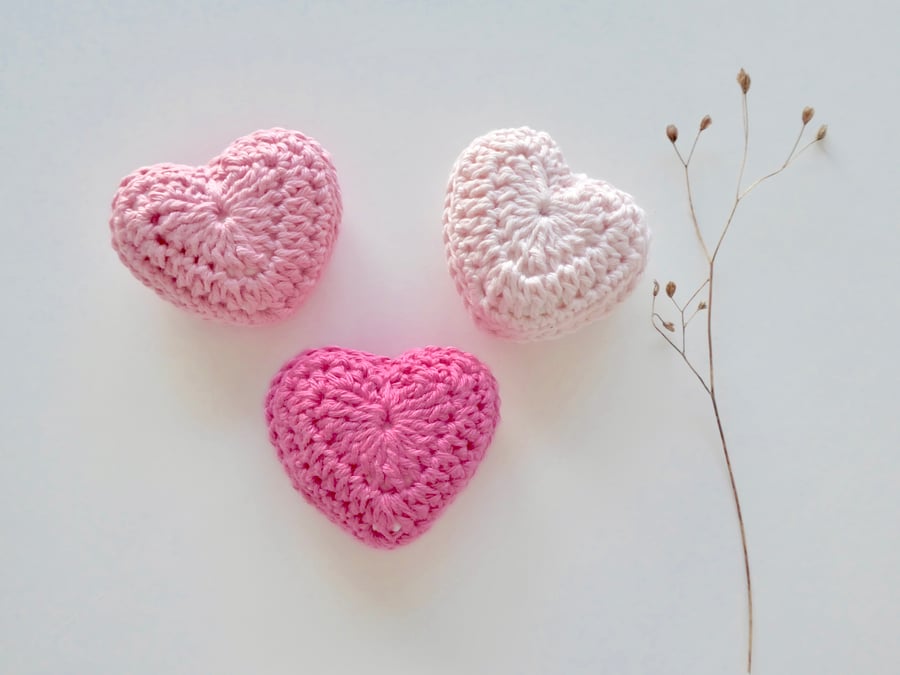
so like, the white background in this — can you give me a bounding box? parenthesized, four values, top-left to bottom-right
(2, 2, 898, 674)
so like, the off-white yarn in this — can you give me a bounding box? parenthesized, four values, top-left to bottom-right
(443, 127, 650, 341)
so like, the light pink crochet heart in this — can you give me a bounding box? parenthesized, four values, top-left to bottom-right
(110, 129, 341, 324)
(444, 127, 650, 341)
(265, 346, 501, 549)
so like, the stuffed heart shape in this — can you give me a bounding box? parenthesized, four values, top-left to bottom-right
(265, 346, 500, 549)
(110, 128, 341, 324)
(443, 127, 650, 341)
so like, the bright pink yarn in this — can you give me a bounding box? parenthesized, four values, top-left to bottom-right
(109, 129, 341, 324)
(265, 346, 501, 549)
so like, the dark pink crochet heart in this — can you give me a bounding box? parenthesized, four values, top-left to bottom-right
(265, 346, 501, 549)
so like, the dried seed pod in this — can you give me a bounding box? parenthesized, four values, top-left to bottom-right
(653, 280, 660, 297)
(666, 281, 677, 298)
(666, 124, 679, 143)
(802, 107, 815, 125)
(737, 68, 751, 94)
(816, 124, 828, 140)
(700, 115, 712, 131)
(663, 321, 676, 332)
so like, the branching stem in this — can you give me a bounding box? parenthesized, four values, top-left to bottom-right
(653, 82, 824, 673)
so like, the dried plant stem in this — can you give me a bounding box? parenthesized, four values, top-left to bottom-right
(654, 243, 754, 673)
(655, 78, 826, 673)
(715, 87, 754, 674)
(673, 133, 711, 261)
(706, 263, 753, 673)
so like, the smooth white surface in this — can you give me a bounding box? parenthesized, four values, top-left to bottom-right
(2, 2, 898, 674)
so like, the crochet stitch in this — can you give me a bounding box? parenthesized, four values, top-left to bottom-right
(110, 129, 341, 324)
(443, 127, 650, 341)
(265, 346, 501, 549)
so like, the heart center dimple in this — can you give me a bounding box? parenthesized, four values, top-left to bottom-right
(207, 183, 230, 220)
(537, 194, 553, 217)
(378, 405, 393, 430)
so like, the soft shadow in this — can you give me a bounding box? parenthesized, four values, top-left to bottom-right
(472, 308, 629, 426)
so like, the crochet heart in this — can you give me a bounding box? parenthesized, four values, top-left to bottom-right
(110, 129, 341, 324)
(265, 346, 500, 549)
(443, 127, 650, 341)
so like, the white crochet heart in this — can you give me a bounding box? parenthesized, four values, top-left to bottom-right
(443, 127, 650, 341)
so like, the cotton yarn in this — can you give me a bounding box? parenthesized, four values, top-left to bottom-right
(265, 346, 501, 549)
(110, 128, 341, 324)
(443, 127, 650, 341)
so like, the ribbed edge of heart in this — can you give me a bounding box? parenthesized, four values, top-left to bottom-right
(264, 346, 501, 549)
(443, 127, 650, 341)
(110, 128, 341, 325)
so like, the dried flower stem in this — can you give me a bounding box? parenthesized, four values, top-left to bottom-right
(672, 132, 710, 261)
(654, 71, 827, 673)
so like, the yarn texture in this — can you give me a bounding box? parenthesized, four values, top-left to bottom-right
(110, 128, 341, 324)
(443, 127, 650, 341)
(265, 346, 501, 549)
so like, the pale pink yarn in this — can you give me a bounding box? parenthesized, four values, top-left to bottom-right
(265, 346, 501, 549)
(444, 127, 650, 341)
(110, 129, 341, 324)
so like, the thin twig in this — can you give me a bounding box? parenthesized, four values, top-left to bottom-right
(783, 123, 806, 166)
(735, 91, 750, 200)
(685, 165, 711, 262)
(651, 310, 710, 393)
(737, 122, 807, 200)
(706, 263, 753, 673)
(711, 376, 754, 673)
(712, 84, 754, 673)
(673, 132, 712, 261)
(655, 72, 824, 673)
(686, 128, 702, 164)
(684, 278, 710, 309)
(685, 304, 705, 326)
(717, 135, 824, 260)
(714, 92, 751, 261)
